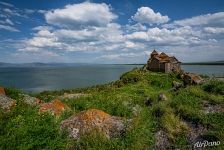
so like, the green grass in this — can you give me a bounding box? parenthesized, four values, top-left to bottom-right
(0, 68, 223, 149)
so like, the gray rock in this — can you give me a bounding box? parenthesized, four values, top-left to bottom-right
(23, 94, 42, 106)
(60, 109, 130, 139)
(0, 94, 16, 111)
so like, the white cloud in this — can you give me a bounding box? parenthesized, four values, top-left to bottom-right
(0, 24, 19, 32)
(13, 3, 224, 63)
(32, 26, 54, 31)
(45, 2, 117, 29)
(204, 27, 224, 34)
(132, 7, 169, 25)
(5, 18, 14, 25)
(126, 26, 206, 46)
(125, 23, 147, 32)
(126, 31, 149, 41)
(0, 1, 14, 7)
(167, 12, 224, 27)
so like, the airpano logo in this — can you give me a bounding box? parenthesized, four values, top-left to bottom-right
(194, 140, 220, 148)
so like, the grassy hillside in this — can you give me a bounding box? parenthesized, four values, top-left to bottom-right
(0, 68, 223, 149)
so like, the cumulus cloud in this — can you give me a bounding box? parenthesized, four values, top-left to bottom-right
(15, 2, 224, 63)
(204, 27, 224, 34)
(45, 2, 117, 29)
(124, 23, 147, 33)
(132, 7, 169, 25)
(126, 26, 204, 46)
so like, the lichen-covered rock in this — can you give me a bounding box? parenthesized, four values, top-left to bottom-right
(183, 73, 204, 85)
(0, 87, 6, 95)
(39, 99, 69, 116)
(60, 109, 130, 139)
(0, 94, 16, 111)
(23, 94, 43, 106)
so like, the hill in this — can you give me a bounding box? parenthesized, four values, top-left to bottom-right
(0, 68, 223, 149)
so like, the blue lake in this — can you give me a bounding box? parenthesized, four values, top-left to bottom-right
(0, 64, 223, 93)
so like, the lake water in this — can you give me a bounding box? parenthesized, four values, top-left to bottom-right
(0, 65, 141, 93)
(182, 65, 224, 77)
(0, 64, 223, 93)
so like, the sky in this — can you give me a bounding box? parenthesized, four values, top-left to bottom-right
(0, 0, 224, 63)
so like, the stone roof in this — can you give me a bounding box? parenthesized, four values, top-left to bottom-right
(150, 51, 181, 63)
(151, 50, 158, 55)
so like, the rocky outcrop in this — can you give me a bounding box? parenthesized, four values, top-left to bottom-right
(23, 94, 43, 106)
(60, 109, 130, 139)
(183, 73, 203, 85)
(39, 99, 69, 116)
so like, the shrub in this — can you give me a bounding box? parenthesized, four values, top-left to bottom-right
(202, 80, 224, 95)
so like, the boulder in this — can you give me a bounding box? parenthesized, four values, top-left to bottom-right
(60, 109, 130, 139)
(23, 94, 43, 106)
(39, 99, 69, 116)
(0, 94, 16, 111)
(0, 87, 6, 95)
(183, 73, 203, 85)
(158, 93, 168, 101)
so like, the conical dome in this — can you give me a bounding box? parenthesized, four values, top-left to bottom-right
(151, 50, 158, 58)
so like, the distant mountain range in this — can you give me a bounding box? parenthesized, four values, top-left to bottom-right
(182, 60, 224, 65)
(0, 61, 223, 67)
(0, 62, 89, 67)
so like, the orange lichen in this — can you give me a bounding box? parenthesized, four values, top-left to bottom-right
(77, 109, 110, 122)
(0, 87, 5, 95)
(60, 109, 127, 139)
(39, 99, 69, 116)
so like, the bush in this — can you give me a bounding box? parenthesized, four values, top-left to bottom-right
(202, 80, 224, 95)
